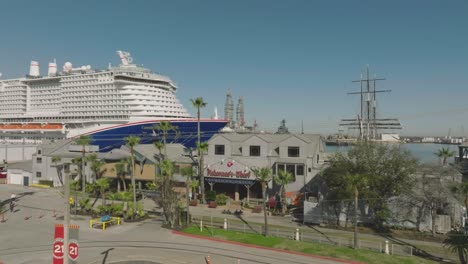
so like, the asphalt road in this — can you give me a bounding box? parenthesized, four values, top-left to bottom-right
(0, 185, 347, 264)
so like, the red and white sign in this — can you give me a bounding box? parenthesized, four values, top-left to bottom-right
(53, 224, 64, 264)
(227, 161, 233, 167)
(68, 240, 79, 261)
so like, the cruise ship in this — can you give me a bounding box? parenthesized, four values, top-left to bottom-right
(0, 51, 227, 151)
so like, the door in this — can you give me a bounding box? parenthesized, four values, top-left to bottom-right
(23, 176, 29, 187)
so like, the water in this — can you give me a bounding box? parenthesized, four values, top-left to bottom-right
(325, 143, 459, 164)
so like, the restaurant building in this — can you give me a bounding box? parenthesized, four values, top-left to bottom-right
(204, 133, 327, 201)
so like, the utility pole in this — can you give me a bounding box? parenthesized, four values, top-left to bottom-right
(64, 162, 70, 264)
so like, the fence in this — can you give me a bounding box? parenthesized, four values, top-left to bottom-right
(192, 216, 413, 257)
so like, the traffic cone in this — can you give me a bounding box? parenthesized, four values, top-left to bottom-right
(205, 255, 211, 264)
(0, 212, 5, 223)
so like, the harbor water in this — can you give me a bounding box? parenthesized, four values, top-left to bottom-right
(326, 143, 459, 164)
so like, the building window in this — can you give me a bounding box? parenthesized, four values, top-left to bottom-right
(249, 146, 261, 156)
(286, 164, 295, 175)
(37, 149, 42, 155)
(36, 157, 42, 164)
(288, 147, 300, 157)
(215, 145, 225, 155)
(36, 172, 42, 178)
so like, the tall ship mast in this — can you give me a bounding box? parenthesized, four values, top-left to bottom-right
(338, 66, 402, 142)
(0, 51, 227, 152)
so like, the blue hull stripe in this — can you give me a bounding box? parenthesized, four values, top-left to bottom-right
(87, 120, 227, 152)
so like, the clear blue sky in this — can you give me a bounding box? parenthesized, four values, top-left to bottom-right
(0, 0, 467, 136)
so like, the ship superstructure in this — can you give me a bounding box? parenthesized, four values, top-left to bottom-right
(0, 51, 227, 151)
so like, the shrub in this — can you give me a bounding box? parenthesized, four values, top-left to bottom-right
(205, 190, 216, 202)
(38, 180, 54, 187)
(215, 193, 228, 205)
(109, 203, 123, 216)
(79, 198, 90, 211)
(97, 205, 109, 215)
(126, 202, 135, 219)
(137, 202, 145, 217)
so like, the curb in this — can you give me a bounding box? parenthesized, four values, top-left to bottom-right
(172, 230, 366, 264)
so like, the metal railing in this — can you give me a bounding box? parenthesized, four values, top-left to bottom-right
(192, 216, 413, 257)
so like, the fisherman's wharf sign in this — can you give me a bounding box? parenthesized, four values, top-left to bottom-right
(207, 169, 251, 179)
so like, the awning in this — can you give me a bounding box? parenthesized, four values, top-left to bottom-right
(205, 177, 255, 185)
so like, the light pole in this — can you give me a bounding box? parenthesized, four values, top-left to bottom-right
(63, 162, 70, 264)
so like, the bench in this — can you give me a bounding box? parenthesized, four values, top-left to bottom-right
(89, 215, 121, 230)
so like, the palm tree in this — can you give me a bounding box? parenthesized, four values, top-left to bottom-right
(251, 167, 272, 236)
(95, 178, 110, 207)
(435, 147, 455, 166)
(444, 230, 468, 264)
(153, 140, 164, 160)
(191, 97, 207, 203)
(125, 135, 141, 219)
(87, 153, 106, 182)
(76, 135, 92, 193)
(190, 180, 199, 199)
(114, 159, 129, 192)
(52, 156, 64, 186)
(154, 121, 176, 156)
(273, 170, 294, 214)
(345, 173, 368, 249)
(197, 141, 209, 204)
(181, 166, 194, 225)
(153, 140, 164, 182)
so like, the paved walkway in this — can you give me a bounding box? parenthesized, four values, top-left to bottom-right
(0, 185, 355, 264)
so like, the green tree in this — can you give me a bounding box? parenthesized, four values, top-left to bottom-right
(252, 167, 272, 236)
(452, 182, 468, 216)
(52, 156, 64, 186)
(75, 135, 92, 193)
(157, 159, 179, 228)
(191, 97, 207, 202)
(197, 141, 209, 204)
(444, 230, 468, 264)
(324, 141, 417, 230)
(435, 147, 456, 166)
(273, 170, 294, 214)
(114, 159, 129, 192)
(181, 166, 194, 225)
(125, 135, 140, 219)
(153, 140, 164, 182)
(154, 121, 176, 156)
(87, 153, 106, 181)
(95, 178, 110, 207)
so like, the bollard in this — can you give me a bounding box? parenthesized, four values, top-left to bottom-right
(52, 209, 56, 217)
(237, 258, 240, 264)
(200, 219, 203, 232)
(205, 255, 211, 264)
(295, 228, 300, 241)
(224, 218, 228, 230)
(385, 240, 389, 255)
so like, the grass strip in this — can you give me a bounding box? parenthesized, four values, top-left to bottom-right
(182, 225, 437, 264)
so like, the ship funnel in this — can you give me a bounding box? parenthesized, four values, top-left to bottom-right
(48, 60, 57, 76)
(63, 62, 72, 73)
(29, 61, 40, 76)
